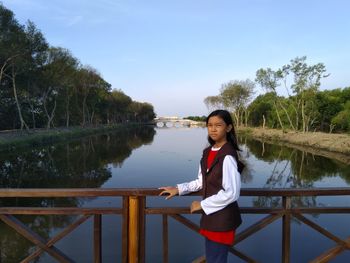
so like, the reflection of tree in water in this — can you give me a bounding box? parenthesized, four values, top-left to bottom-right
(0, 215, 73, 263)
(242, 137, 350, 209)
(237, 136, 253, 184)
(0, 125, 156, 262)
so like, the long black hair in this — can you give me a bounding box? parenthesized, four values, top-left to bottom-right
(206, 109, 245, 172)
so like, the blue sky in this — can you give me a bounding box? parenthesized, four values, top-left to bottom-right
(2, 0, 350, 117)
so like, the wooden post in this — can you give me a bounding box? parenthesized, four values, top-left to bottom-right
(282, 196, 291, 263)
(94, 214, 102, 263)
(122, 197, 129, 263)
(123, 196, 145, 263)
(138, 196, 146, 263)
(162, 215, 168, 263)
(128, 196, 139, 263)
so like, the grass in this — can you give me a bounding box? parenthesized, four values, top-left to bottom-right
(235, 126, 350, 164)
(0, 124, 145, 151)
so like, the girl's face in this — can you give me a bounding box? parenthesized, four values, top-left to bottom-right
(207, 116, 232, 145)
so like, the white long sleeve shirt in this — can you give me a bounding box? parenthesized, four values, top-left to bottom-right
(177, 153, 241, 215)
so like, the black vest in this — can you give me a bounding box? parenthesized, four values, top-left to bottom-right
(199, 143, 242, 231)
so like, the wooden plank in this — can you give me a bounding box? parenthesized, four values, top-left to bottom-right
(293, 213, 347, 246)
(309, 236, 350, 263)
(170, 214, 258, 262)
(146, 207, 192, 214)
(169, 214, 200, 233)
(0, 215, 75, 263)
(282, 197, 291, 263)
(291, 207, 350, 214)
(128, 196, 139, 263)
(138, 196, 146, 263)
(122, 197, 129, 263)
(229, 247, 257, 263)
(1, 187, 350, 198)
(94, 215, 102, 263)
(234, 213, 282, 244)
(240, 188, 350, 197)
(162, 215, 168, 263)
(0, 207, 122, 215)
(147, 207, 284, 215)
(0, 188, 162, 197)
(21, 215, 91, 263)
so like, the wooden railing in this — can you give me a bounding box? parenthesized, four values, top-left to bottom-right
(0, 188, 350, 262)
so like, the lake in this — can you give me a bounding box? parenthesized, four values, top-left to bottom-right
(0, 125, 349, 262)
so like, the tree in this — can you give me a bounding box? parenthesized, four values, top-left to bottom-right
(255, 68, 288, 130)
(315, 89, 343, 132)
(129, 101, 155, 122)
(204, 79, 255, 126)
(331, 101, 350, 132)
(288, 56, 328, 132)
(41, 47, 79, 128)
(0, 4, 155, 130)
(0, 4, 29, 130)
(219, 79, 255, 126)
(247, 92, 275, 127)
(107, 89, 132, 123)
(204, 95, 223, 111)
(256, 57, 329, 132)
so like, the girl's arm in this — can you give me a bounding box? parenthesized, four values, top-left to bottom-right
(200, 155, 241, 215)
(177, 165, 203, 195)
(159, 165, 203, 199)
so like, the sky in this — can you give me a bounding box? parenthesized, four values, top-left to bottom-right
(2, 0, 350, 117)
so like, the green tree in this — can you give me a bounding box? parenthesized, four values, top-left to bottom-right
(0, 4, 155, 130)
(203, 95, 223, 111)
(204, 79, 255, 126)
(255, 68, 291, 130)
(331, 101, 350, 131)
(288, 56, 328, 132)
(108, 89, 132, 123)
(247, 92, 275, 127)
(129, 101, 155, 122)
(256, 57, 329, 132)
(219, 79, 255, 126)
(315, 89, 343, 132)
(41, 47, 79, 128)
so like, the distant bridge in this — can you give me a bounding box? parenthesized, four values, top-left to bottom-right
(154, 117, 204, 128)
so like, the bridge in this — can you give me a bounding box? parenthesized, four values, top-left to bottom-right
(154, 116, 204, 127)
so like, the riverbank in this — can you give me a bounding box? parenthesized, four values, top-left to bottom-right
(0, 124, 145, 151)
(237, 127, 350, 164)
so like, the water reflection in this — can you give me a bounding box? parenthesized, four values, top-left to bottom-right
(0, 125, 155, 262)
(239, 136, 350, 212)
(241, 136, 350, 188)
(0, 126, 155, 189)
(0, 127, 349, 262)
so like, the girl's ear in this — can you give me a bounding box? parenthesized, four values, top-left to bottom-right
(226, 124, 233, 132)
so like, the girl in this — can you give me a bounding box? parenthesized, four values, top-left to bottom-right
(159, 109, 244, 263)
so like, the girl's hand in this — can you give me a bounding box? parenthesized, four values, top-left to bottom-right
(190, 201, 202, 213)
(158, 186, 179, 200)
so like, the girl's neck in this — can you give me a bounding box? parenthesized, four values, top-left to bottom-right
(213, 140, 227, 148)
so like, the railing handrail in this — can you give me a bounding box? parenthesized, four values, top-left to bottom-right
(1, 187, 350, 262)
(1, 187, 350, 197)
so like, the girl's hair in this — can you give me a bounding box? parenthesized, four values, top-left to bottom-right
(206, 109, 245, 172)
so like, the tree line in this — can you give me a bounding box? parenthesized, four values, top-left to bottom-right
(205, 56, 350, 133)
(0, 4, 155, 131)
